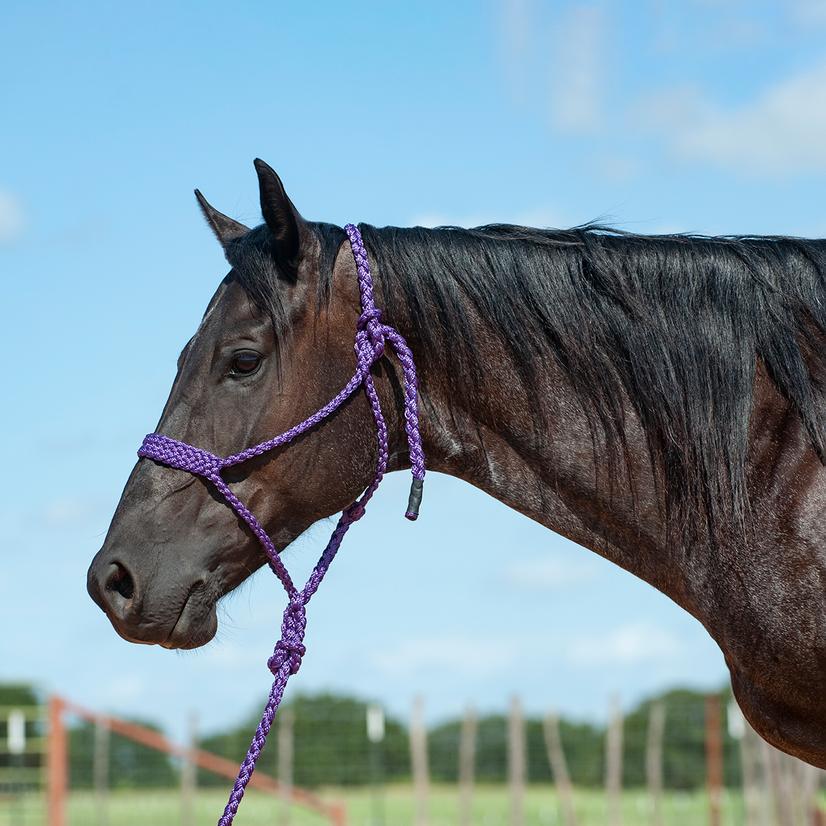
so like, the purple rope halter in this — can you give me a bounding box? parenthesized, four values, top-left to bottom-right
(137, 224, 425, 825)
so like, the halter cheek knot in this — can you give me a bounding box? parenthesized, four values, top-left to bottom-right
(356, 308, 386, 357)
(357, 306, 383, 329)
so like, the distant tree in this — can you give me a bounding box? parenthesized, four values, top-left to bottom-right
(195, 684, 742, 790)
(0, 684, 39, 707)
(0, 683, 43, 785)
(622, 687, 739, 790)
(429, 714, 604, 785)
(68, 719, 177, 789)
(199, 693, 409, 788)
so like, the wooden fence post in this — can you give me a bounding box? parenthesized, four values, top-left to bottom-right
(278, 707, 295, 826)
(47, 696, 67, 826)
(705, 695, 723, 826)
(767, 745, 795, 826)
(734, 707, 762, 826)
(801, 762, 823, 826)
(542, 710, 578, 826)
(606, 695, 623, 826)
(410, 695, 429, 826)
(458, 705, 477, 826)
(508, 696, 526, 826)
(94, 715, 110, 826)
(181, 712, 198, 826)
(645, 702, 665, 826)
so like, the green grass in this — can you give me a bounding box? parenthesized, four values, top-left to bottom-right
(0, 784, 775, 826)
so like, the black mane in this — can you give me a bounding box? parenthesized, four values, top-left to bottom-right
(232, 220, 826, 541)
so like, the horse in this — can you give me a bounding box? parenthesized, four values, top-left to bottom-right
(88, 158, 826, 768)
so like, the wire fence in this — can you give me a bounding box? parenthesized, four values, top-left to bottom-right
(1, 688, 824, 826)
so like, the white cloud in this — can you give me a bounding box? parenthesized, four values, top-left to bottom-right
(549, 5, 605, 133)
(503, 556, 598, 591)
(791, 0, 826, 26)
(371, 634, 521, 677)
(566, 622, 681, 667)
(0, 190, 25, 245)
(642, 61, 826, 175)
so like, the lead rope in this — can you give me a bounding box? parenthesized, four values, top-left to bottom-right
(136, 224, 425, 825)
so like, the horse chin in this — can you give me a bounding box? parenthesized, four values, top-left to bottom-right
(158, 590, 219, 650)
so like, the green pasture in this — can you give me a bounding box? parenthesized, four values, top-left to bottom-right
(0, 784, 767, 826)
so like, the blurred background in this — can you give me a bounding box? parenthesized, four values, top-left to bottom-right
(3, 1, 826, 823)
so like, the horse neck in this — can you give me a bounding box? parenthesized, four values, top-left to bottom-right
(368, 239, 698, 612)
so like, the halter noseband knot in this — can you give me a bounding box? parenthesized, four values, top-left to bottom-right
(138, 433, 223, 478)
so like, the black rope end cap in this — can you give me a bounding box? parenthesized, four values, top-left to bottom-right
(405, 477, 424, 521)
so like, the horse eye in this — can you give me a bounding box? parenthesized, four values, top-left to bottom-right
(230, 351, 263, 376)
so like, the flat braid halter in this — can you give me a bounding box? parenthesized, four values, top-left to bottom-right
(137, 224, 425, 825)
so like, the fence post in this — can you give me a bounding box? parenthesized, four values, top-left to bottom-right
(458, 704, 477, 826)
(542, 710, 578, 826)
(410, 695, 429, 826)
(508, 696, 526, 826)
(278, 707, 295, 826)
(181, 712, 198, 826)
(47, 696, 67, 826)
(645, 702, 665, 826)
(94, 715, 110, 826)
(705, 695, 723, 826)
(606, 695, 623, 826)
(801, 762, 823, 826)
(330, 802, 348, 826)
(367, 703, 386, 826)
(732, 704, 764, 826)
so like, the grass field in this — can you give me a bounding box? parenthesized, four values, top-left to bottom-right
(0, 784, 767, 826)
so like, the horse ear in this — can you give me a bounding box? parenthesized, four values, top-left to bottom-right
(194, 190, 249, 246)
(253, 159, 302, 264)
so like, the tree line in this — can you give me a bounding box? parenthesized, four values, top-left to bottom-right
(0, 683, 740, 791)
(197, 687, 740, 790)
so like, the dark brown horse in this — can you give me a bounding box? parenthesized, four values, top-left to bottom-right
(88, 159, 826, 767)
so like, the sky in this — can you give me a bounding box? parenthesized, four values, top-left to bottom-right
(4, 0, 826, 744)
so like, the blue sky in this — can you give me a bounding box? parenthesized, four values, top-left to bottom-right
(4, 0, 826, 742)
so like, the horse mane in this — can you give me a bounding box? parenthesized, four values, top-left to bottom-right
(229, 220, 826, 543)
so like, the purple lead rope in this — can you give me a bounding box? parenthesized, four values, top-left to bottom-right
(137, 224, 425, 825)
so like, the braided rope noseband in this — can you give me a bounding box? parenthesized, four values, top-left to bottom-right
(137, 224, 425, 825)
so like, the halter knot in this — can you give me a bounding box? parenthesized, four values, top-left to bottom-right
(268, 598, 307, 676)
(138, 434, 223, 478)
(343, 500, 366, 522)
(356, 308, 386, 356)
(357, 307, 383, 329)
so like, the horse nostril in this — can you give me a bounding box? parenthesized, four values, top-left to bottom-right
(105, 562, 135, 601)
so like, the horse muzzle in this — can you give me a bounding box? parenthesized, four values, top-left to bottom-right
(87, 551, 218, 650)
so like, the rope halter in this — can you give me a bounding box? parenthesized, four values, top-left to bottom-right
(137, 224, 425, 826)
